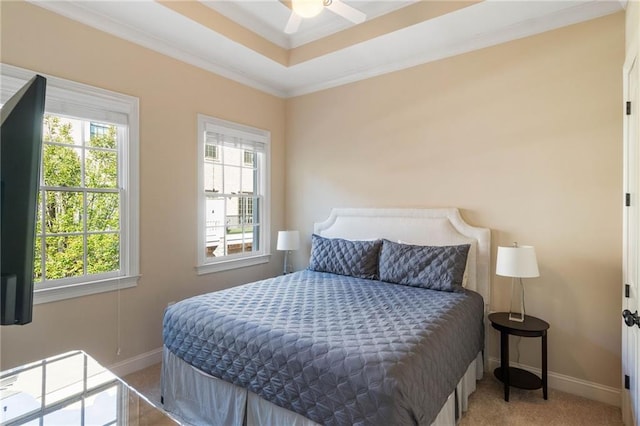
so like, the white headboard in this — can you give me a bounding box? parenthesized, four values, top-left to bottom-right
(314, 208, 491, 310)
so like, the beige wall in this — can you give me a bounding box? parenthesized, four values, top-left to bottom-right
(285, 13, 624, 389)
(627, 1, 638, 54)
(0, 1, 286, 369)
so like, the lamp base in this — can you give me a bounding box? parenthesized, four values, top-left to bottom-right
(508, 277, 526, 322)
(508, 311, 525, 322)
(283, 250, 290, 275)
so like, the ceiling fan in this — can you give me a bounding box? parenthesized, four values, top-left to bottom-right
(284, 0, 367, 34)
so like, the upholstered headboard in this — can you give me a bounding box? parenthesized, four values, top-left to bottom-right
(313, 208, 491, 311)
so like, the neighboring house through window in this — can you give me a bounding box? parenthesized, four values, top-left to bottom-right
(238, 194, 253, 225)
(197, 114, 270, 274)
(0, 64, 140, 304)
(205, 143, 218, 161)
(89, 122, 109, 139)
(243, 150, 254, 166)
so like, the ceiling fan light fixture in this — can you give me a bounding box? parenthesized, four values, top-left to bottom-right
(292, 0, 324, 18)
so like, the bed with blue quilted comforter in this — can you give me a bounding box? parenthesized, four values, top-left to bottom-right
(163, 269, 484, 425)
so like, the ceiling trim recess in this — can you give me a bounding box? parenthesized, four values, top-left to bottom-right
(27, 0, 623, 99)
(160, 0, 288, 66)
(28, 0, 290, 96)
(280, 0, 623, 97)
(288, 2, 416, 48)
(287, 1, 481, 67)
(201, 0, 291, 49)
(201, 0, 419, 49)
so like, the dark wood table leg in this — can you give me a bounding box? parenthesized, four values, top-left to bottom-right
(542, 331, 548, 400)
(501, 330, 510, 401)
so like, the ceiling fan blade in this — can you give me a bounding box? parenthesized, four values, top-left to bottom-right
(326, 0, 366, 24)
(284, 11, 302, 34)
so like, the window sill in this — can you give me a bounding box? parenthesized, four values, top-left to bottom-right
(34, 275, 140, 305)
(196, 254, 271, 275)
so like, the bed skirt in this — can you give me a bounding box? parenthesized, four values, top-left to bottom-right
(161, 346, 483, 426)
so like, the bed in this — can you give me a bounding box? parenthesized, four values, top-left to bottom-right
(161, 208, 490, 425)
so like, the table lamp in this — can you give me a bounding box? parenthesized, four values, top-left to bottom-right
(277, 230, 299, 275)
(496, 243, 539, 322)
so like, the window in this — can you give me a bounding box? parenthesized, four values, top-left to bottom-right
(35, 117, 120, 282)
(197, 114, 270, 273)
(1, 64, 139, 304)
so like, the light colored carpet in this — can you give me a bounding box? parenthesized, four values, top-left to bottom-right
(457, 374, 622, 426)
(124, 363, 623, 425)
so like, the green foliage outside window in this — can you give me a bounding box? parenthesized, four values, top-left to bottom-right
(34, 115, 120, 283)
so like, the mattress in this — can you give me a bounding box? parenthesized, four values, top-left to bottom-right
(162, 270, 484, 425)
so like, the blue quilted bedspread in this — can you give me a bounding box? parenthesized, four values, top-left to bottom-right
(163, 270, 484, 425)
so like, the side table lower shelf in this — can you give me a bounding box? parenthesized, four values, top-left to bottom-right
(494, 367, 543, 390)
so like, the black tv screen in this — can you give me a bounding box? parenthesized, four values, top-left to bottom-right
(1, 74, 47, 325)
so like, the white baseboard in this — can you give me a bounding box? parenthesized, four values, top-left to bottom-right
(488, 357, 621, 407)
(108, 347, 163, 378)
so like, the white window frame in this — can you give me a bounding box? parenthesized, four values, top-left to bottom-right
(0, 63, 140, 304)
(196, 114, 270, 274)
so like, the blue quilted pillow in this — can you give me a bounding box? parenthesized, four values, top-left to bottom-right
(379, 239, 470, 292)
(308, 234, 381, 280)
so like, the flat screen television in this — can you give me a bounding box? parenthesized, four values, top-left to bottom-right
(1, 74, 47, 325)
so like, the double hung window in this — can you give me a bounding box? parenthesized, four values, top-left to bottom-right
(197, 115, 270, 273)
(1, 64, 139, 303)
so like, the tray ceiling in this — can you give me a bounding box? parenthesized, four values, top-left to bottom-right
(28, 0, 624, 98)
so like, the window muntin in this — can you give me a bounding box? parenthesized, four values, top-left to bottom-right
(1, 63, 139, 303)
(198, 115, 270, 273)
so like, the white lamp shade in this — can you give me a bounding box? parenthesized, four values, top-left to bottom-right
(496, 245, 539, 278)
(277, 230, 300, 251)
